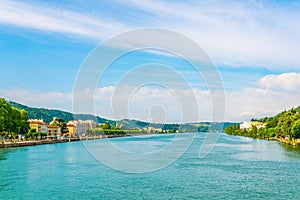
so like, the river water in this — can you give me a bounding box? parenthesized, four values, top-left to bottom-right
(0, 133, 299, 199)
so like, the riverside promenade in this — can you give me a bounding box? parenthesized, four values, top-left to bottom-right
(0, 134, 130, 149)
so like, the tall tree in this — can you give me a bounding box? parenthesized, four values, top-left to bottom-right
(50, 117, 68, 134)
(0, 98, 29, 137)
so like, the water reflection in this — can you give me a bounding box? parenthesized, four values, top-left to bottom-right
(281, 144, 300, 160)
(0, 149, 12, 160)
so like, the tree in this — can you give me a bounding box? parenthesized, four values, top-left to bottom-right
(267, 128, 275, 138)
(101, 121, 111, 130)
(250, 126, 257, 138)
(20, 109, 29, 134)
(29, 128, 36, 133)
(257, 128, 266, 139)
(0, 98, 29, 136)
(50, 117, 68, 134)
(225, 106, 300, 141)
(292, 120, 300, 139)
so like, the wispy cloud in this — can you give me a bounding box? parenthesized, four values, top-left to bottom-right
(1, 0, 299, 69)
(118, 0, 300, 70)
(1, 0, 300, 122)
(0, 0, 129, 40)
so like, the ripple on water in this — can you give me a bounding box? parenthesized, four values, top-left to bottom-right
(0, 133, 300, 199)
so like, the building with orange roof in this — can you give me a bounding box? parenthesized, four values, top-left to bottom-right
(28, 119, 48, 133)
(67, 123, 76, 137)
(47, 125, 61, 139)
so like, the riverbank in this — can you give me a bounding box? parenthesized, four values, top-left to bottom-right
(230, 135, 300, 147)
(0, 134, 133, 149)
(268, 137, 300, 147)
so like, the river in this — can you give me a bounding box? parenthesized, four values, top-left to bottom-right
(0, 133, 299, 199)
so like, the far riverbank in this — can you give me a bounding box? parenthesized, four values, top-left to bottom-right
(268, 137, 300, 147)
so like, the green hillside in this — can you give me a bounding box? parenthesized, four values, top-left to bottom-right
(225, 106, 300, 140)
(10, 101, 73, 123)
(9, 101, 111, 124)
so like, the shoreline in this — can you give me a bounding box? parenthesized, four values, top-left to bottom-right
(3, 133, 299, 149)
(232, 134, 300, 147)
(0, 134, 132, 149)
(268, 137, 300, 147)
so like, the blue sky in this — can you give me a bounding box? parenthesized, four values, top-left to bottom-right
(0, 0, 300, 122)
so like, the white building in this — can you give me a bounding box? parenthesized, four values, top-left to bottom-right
(240, 121, 265, 130)
(84, 120, 97, 130)
(240, 121, 252, 130)
(68, 120, 97, 136)
(147, 127, 163, 133)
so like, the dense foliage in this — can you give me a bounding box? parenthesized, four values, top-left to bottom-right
(88, 121, 125, 136)
(225, 106, 300, 140)
(10, 101, 74, 123)
(25, 128, 47, 139)
(50, 117, 68, 134)
(0, 98, 29, 139)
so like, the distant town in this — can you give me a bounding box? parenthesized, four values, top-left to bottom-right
(0, 98, 236, 148)
(27, 117, 169, 140)
(1, 115, 170, 148)
(28, 117, 98, 139)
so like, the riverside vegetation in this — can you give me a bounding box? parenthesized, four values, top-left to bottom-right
(6, 96, 300, 146)
(225, 106, 300, 145)
(0, 98, 29, 140)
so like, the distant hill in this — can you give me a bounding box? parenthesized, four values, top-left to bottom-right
(10, 101, 235, 131)
(10, 101, 112, 124)
(116, 120, 235, 132)
(117, 119, 149, 129)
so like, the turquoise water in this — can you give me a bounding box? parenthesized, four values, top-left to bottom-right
(1, 133, 300, 199)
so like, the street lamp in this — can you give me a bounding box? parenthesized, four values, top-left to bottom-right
(18, 127, 21, 141)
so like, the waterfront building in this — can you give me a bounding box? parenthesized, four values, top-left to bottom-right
(68, 120, 88, 136)
(47, 125, 61, 139)
(75, 122, 86, 136)
(240, 121, 265, 130)
(240, 121, 252, 129)
(67, 123, 76, 137)
(28, 119, 48, 133)
(147, 127, 163, 133)
(84, 120, 97, 130)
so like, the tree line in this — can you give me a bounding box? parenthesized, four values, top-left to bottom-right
(225, 106, 300, 140)
(0, 98, 29, 139)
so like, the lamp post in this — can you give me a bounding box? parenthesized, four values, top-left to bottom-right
(18, 127, 21, 141)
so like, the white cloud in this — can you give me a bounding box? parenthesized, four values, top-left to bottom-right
(226, 88, 299, 121)
(258, 72, 300, 92)
(226, 73, 300, 121)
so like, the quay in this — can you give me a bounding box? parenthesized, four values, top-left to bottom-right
(0, 134, 131, 149)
